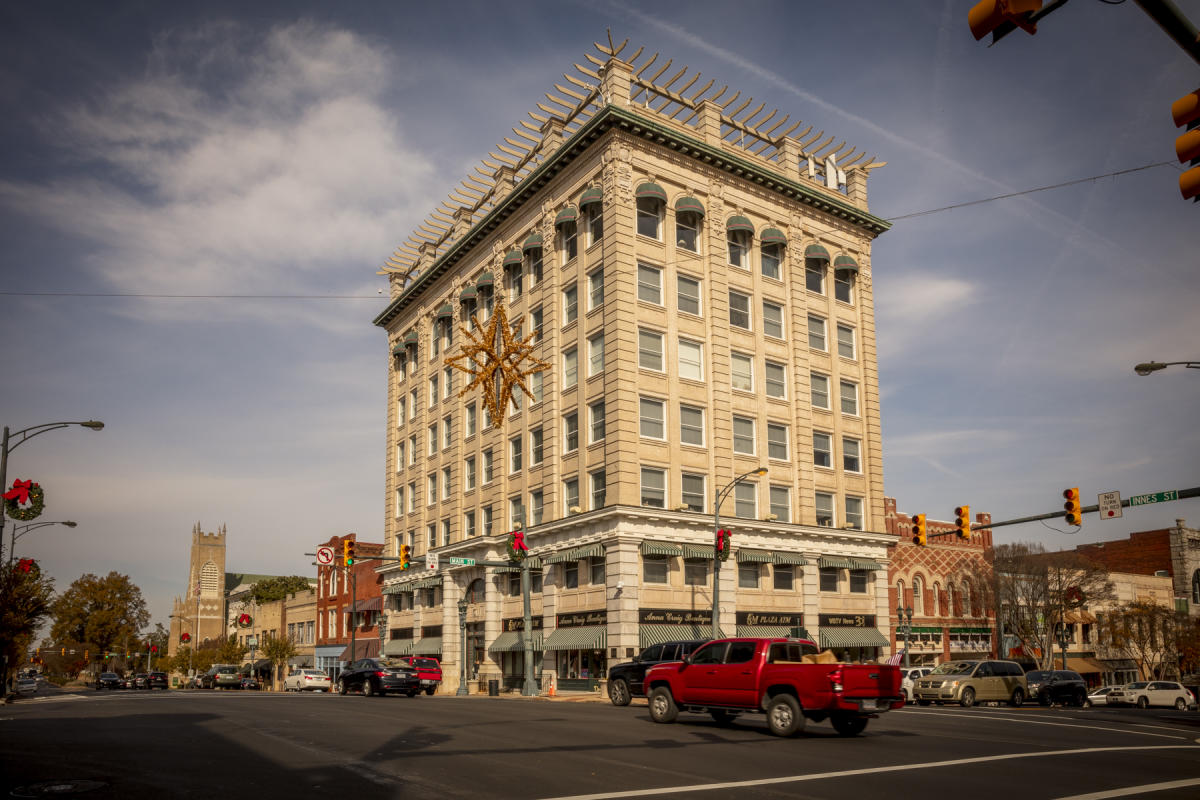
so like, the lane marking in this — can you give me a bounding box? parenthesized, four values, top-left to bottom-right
(1054, 777, 1200, 799)
(902, 709, 1188, 740)
(537, 745, 1200, 800)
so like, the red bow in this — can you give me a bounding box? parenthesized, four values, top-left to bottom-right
(511, 531, 528, 551)
(17, 558, 35, 573)
(4, 479, 37, 504)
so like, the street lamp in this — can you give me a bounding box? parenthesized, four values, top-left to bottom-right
(712, 466, 768, 640)
(1056, 623, 1071, 670)
(9, 520, 76, 567)
(169, 612, 195, 685)
(896, 605, 914, 669)
(456, 598, 469, 696)
(1134, 361, 1199, 376)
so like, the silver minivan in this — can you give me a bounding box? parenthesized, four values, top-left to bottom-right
(912, 660, 1027, 707)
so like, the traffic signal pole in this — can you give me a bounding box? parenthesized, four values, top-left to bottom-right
(971, 485, 1200, 531)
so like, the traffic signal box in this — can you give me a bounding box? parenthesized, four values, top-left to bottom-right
(954, 506, 971, 539)
(1173, 89, 1200, 201)
(1063, 487, 1082, 525)
(399, 544, 411, 570)
(969, 0, 1043, 42)
(343, 539, 356, 566)
(911, 514, 927, 546)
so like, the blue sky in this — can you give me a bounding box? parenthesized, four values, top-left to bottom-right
(2, 0, 1197, 627)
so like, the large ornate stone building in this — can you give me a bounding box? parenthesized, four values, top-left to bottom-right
(167, 523, 229, 659)
(373, 40, 892, 693)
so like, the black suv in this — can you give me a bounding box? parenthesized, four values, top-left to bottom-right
(1025, 670, 1087, 706)
(145, 671, 169, 690)
(337, 658, 420, 697)
(95, 672, 121, 691)
(607, 639, 710, 706)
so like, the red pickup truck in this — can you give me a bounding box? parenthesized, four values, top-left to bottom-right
(643, 637, 904, 736)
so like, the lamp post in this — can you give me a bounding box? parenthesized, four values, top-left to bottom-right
(1056, 623, 1071, 670)
(169, 612, 195, 685)
(896, 605, 914, 669)
(1134, 361, 1199, 375)
(712, 466, 768, 640)
(9, 520, 77, 567)
(456, 598, 469, 696)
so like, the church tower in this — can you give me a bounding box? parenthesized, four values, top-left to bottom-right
(168, 523, 227, 659)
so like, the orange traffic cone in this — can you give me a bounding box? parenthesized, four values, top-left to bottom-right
(548, 681, 556, 698)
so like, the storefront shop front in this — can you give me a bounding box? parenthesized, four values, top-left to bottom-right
(903, 626, 944, 666)
(490, 616, 544, 691)
(544, 610, 606, 691)
(818, 614, 889, 662)
(411, 625, 443, 657)
(948, 627, 993, 657)
(638, 608, 717, 648)
(314, 644, 346, 680)
(735, 611, 806, 639)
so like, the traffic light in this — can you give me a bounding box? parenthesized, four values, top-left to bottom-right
(911, 514, 927, 546)
(1063, 487, 1082, 525)
(344, 539, 356, 566)
(968, 0, 1043, 43)
(60, 648, 65, 656)
(1173, 89, 1200, 200)
(399, 544, 411, 570)
(84, 650, 89, 660)
(954, 506, 971, 539)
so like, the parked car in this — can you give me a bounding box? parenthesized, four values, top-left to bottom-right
(390, 656, 443, 695)
(133, 673, 149, 689)
(201, 665, 242, 690)
(338, 658, 420, 697)
(1106, 681, 1196, 710)
(644, 637, 904, 737)
(95, 672, 121, 691)
(240, 676, 260, 690)
(1085, 685, 1121, 708)
(284, 669, 332, 692)
(16, 677, 38, 696)
(145, 671, 169, 690)
(912, 660, 1027, 707)
(1025, 670, 1087, 706)
(899, 667, 933, 702)
(121, 675, 136, 689)
(607, 640, 711, 706)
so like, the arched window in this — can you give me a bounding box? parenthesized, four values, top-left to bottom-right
(896, 579, 906, 610)
(674, 196, 704, 253)
(726, 216, 753, 268)
(961, 581, 973, 617)
(464, 578, 486, 604)
(635, 182, 666, 240)
(200, 561, 220, 597)
(946, 583, 956, 617)
(912, 575, 925, 615)
(760, 228, 786, 280)
(933, 582, 943, 616)
(833, 255, 858, 304)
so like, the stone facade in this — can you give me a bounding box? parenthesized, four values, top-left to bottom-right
(168, 523, 228, 660)
(1074, 518, 1200, 616)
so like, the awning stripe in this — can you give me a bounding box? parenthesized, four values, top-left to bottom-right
(403, 330, 419, 345)
(773, 552, 810, 566)
(503, 249, 523, 267)
(488, 631, 544, 653)
(674, 196, 705, 216)
(736, 549, 774, 563)
(408, 576, 443, 589)
(681, 544, 714, 560)
(818, 556, 853, 569)
(641, 541, 683, 557)
(382, 639, 413, 656)
(849, 558, 883, 571)
(523, 232, 544, 252)
(819, 627, 890, 648)
(805, 243, 831, 260)
(834, 254, 859, 273)
(639, 624, 716, 647)
(726, 215, 754, 233)
(391, 342, 405, 355)
(635, 182, 667, 202)
(542, 626, 606, 651)
(475, 271, 494, 288)
(411, 636, 443, 655)
(760, 227, 787, 245)
(436, 303, 454, 320)
(578, 186, 604, 208)
(736, 625, 795, 638)
(555, 206, 578, 225)
(382, 583, 414, 595)
(459, 285, 477, 301)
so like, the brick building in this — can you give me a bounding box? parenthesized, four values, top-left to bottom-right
(314, 533, 385, 680)
(1073, 519, 1200, 615)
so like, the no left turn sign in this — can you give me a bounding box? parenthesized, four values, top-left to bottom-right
(316, 546, 335, 565)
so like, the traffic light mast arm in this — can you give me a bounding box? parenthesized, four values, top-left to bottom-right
(975, 485, 1200, 530)
(1134, 0, 1200, 67)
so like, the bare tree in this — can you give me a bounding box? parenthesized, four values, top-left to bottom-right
(1100, 602, 1178, 680)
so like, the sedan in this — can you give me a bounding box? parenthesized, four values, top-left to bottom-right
(95, 672, 122, 690)
(16, 677, 37, 696)
(284, 669, 332, 692)
(337, 658, 420, 697)
(1084, 685, 1120, 708)
(240, 676, 260, 691)
(1025, 670, 1087, 707)
(1107, 681, 1195, 710)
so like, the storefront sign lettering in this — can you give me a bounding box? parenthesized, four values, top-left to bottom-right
(818, 614, 875, 628)
(502, 617, 544, 632)
(735, 611, 803, 627)
(556, 610, 607, 627)
(638, 608, 712, 625)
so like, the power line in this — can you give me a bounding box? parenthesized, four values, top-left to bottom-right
(0, 291, 385, 299)
(885, 161, 1175, 221)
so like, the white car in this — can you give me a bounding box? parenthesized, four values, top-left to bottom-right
(900, 667, 932, 701)
(1106, 681, 1195, 710)
(1084, 685, 1120, 708)
(16, 677, 38, 696)
(284, 669, 332, 692)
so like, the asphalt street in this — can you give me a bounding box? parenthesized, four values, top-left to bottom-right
(3, 689, 1200, 800)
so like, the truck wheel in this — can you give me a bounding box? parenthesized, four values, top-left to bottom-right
(338, 680, 348, 696)
(609, 678, 631, 707)
(959, 688, 976, 708)
(648, 687, 678, 724)
(1009, 688, 1024, 707)
(406, 690, 418, 697)
(766, 694, 803, 737)
(831, 715, 867, 737)
(425, 686, 436, 696)
(709, 710, 737, 725)
(917, 699, 931, 706)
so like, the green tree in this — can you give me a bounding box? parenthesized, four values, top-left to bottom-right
(50, 572, 149, 658)
(0, 562, 55, 693)
(250, 576, 313, 605)
(260, 634, 297, 691)
(216, 636, 247, 665)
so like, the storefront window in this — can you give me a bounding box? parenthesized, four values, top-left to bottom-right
(563, 561, 579, 589)
(773, 565, 794, 591)
(643, 555, 668, 584)
(684, 558, 708, 586)
(738, 562, 759, 588)
(819, 567, 839, 592)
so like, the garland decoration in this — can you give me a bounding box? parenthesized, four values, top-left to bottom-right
(506, 530, 528, 562)
(4, 479, 45, 521)
(715, 528, 732, 562)
(237, 613, 253, 628)
(180, 632, 191, 644)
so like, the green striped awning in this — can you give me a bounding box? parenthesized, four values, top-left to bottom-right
(681, 544, 714, 560)
(382, 639, 413, 656)
(523, 232, 544, 252)
(818, 556, 853, 569)
(726, 215, 754, 233)
(459, 284, 477, 301)
(542, 626, 606, 651)
(409, 576, 443, 590)
(436, 303, 454, 320)
(403, 330, 418, 345)
(736, 549, 774, 563)
(382, 583, 415, 595)
(411, 637, 442, 655)
(503, 249, 523, 267)
(641, 541, 683, 557)
(819, 627, 889, 648)
(736, 625, 795, 638)
(911, 626, 943, 634)
(635, 181, 667, 202)
(640, 624, 717, 647)
(488, 631, 544, 653)
(773, 552, 811, 566)
(760, 227, 787, 245)
(554, 206, 578, 225)
(391, 341, 405, 355)
(849, 558, 883, 570)
(476, 271, 494, 289)
(544, 544, 605, 564)
(675, 195, 705, 216)
(579, 186, 604, 208)
(492, 555, 543, 572)
(834, 254, 859, 273)
(805, 243, 830, 260)
(542, 550, 574, 565)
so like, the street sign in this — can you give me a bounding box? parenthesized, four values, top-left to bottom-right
(1098, 491, 1123, 520)
(426, 552, 439, 571)
(1129, 490, 1179, 507)
(315, 546, 334, 566)
(446, 557, 476, 566)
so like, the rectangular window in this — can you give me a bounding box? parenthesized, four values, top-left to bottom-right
(679, 405, 704, 446)
(510, 496, 524, 529)
(394, 486, 403, 517)
(563, 561, 579, 589)
(408, 435, 417, 465)
(676, 211, 700, 252)
(738, 561, 759, 588)
(681, 473, 705, 512)
(843, 438, 861, 473)
(529, 490, 544, 526)
(636, 198, 661, 239)
(808, 315, 827, 351)
(589, 401, 605, 443)
(428, 423, 437, 456)
(684, 559, 709, 586)
(443, 416, 452, 449)
(563, 348, 578, 389)
(774, 565, 794, 591)
(560, 222, 577, 263)
(811, 373, 830, 409)
(590, 556, 605, 586)
(396, 354, 407, 382)
(849, 569, 868, 593)
(506, 264, 523, 302)
(530, 370, 543, 403)
(820, 567, 839, 592)
(564, 412, 579, 452)
(429, 376, 438, 407)
(410, 388, 418, 417)
(588, 268, 604, 310)
(677, 275, 701, 315)
(465, 510, 476, 538)
(510, 435, 523, 473)
(769, 485, 791, 522)
(441, 466, 451, 500)
(441, 518, 451, 546)
(563, 478, 580, 512)
(397, 397, 406, 426)
(427, 523, 436, 548)
(763, 301, 783, 339)
(427, 473, 437, 505)
(728, 231, 749, 268)
(465, 457, 476, 490)
(531, 306, 543, 342)
(641, 467, 666, 508)
(639, 397, 665, 439)
(678, 339, 703, 381)
(483, 449, 494, 483)
(443, 366, 453, 398)
(806, 261, 825, 294)
(528, 250, 543, 287)
(637, 263, 663, 304)
(587, 205, 604, 245)
(638, 328, 664, 371)
(483, 505, 494, 536)
(466, 403, 477, 437)
(813, 432, 832, 468)
(845, 496, 864, 530)
(761, 243, 782, 280)
(734, 482, 756, 518)
(815, 492, 835, 527)
(729, 290, 751, 330)
(767, 423, 789, 460)
(563, 284, 578, 325)
(765, 361, 786, 399)
(835, 271, 853, 304)
(529, 427, 543, 465)
(395, 441, 405, 472)
(408, 482, 416, 513)
(590, 469, 606, 509)
(731, 352, 753, 392)
(588, 333, 604, 376)
(643, 555, 668, 584)
(732, 416, 755, 455)
(837, 324, 856, 359)
(840, 381, 859, 415)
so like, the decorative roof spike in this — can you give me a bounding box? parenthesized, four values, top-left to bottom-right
(564, 72, 593, 92)
(574, 62, 600, 80)
(799, 130, 827, 149)
(737, 102, 766, 124)
(634, 52, 659, 78)
(727, 96, 753, 118)
(661, 66, 688, 90)
(647, 57, 674, 84)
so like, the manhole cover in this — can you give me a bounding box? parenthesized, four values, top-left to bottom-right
(10, 780, 107, 797)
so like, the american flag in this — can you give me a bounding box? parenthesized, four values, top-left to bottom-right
(884, 649, 906, 666)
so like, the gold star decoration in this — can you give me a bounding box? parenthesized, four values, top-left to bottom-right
(444, 300, 550, 429)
